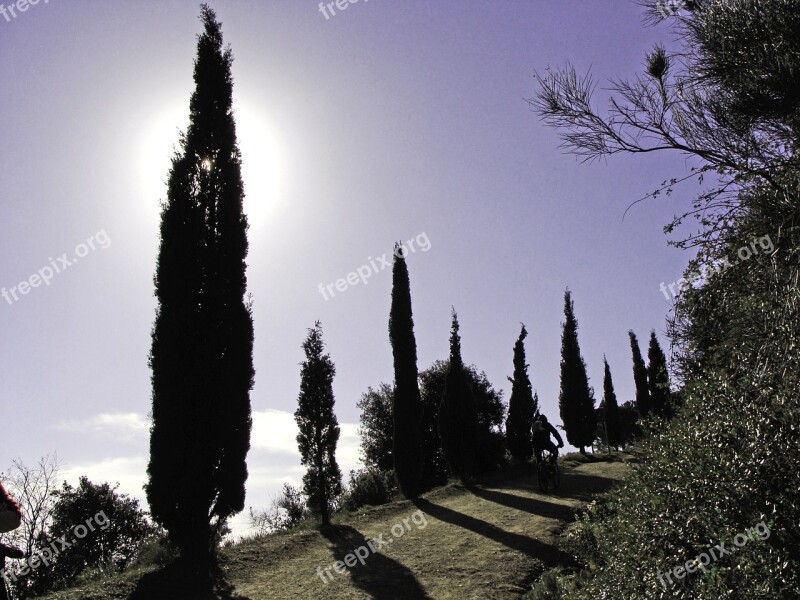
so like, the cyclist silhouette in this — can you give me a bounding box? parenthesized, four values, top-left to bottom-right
(532, 413, 564, 464)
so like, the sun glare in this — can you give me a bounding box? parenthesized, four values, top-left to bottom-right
(137, 100, 284, 230)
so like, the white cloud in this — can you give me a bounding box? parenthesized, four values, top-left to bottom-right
(54, 412, 149, 443)
(52, 408, 363, 539)
(60, 455, 148, 505)
(251, 409, 362, 474)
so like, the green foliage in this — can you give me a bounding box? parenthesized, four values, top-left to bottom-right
(339, 469, 398, 512)
(557, 290, 596, 453)
(506, 325, 537, 463)
(356, 384, 395, 472)
(357, 361, 505, 493)
(23, 478, 157, 596)
(438, 310, 480, 480)
(389, 245, 423, 498)
(629, 331, 651, 418)
(534, 2, 800, 596)
(130, 535, 179, 571)
(601, 358, 623, 449)
(617, 401, 642, 448)
(647, 332, 672, 418)
(295, 322, 343, 526)
(249, 484, 308, 534)
(147, 4, 253, 565)
(525, 569, 565, 600)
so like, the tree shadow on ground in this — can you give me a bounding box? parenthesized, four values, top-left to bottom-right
(411, 498, 572, 568)
(502, 467, 620, 501)
(319, 525, 432, 599)
(555, 471, 622, 501)
(128, 559, 252, 600)
(465, 484, 575, 520)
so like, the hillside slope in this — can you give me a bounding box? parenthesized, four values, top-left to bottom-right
(42, 455, 630, 600)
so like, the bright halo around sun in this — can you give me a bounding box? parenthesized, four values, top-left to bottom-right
(234, 101, 284, 230)
(137, 103, 188, 222)
(137, 100, 283, 230)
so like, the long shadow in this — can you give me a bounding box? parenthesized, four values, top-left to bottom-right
(319, 525, 432, 600)
(555, 470, 622, 501)
(465, 484, 575, 520)
(129, 560, 252, 600)
(502, 466, 621, 501)
(411, 498, 572, 567)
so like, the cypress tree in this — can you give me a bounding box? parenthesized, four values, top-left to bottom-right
(438, 309, 479, 480)
(602, 356, 623, 450)
(147, 5, 253, 566)
(505, 324, 535, 463)
(295, 322, 342, 527)
(629, 331, 651, 418)
(557, 290, 596, 454)
(389, 243, 423, 498)
(647, 331, 672, 418)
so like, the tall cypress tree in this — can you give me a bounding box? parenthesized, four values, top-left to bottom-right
(629, 331, 651, 418)
(147, 5, 253, 565)
(647, 331, 672, 418)
(505, 324, 536, 463)
(295, 322, 342, 527)
(389, 243, 423, 498)
(438, 309, 479, 480)
(602, 356, 622, 450)
(558, 290, 596, 454)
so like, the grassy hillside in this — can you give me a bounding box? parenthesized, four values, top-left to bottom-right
(37, 455, 630, 600)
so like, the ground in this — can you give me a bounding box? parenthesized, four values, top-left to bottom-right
(39, 454, 631, 600)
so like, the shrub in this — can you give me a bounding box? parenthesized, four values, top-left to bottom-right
(249, 484, 309, 534)
(339, 469, 397, 512)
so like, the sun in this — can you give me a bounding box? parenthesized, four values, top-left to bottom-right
(137, 100, 284, 230)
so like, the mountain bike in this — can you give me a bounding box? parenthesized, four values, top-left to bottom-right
(537, 448, 560, 492)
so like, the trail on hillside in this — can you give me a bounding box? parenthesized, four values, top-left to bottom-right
(223, 457, 629, 600)
(40, 457, 629, 600)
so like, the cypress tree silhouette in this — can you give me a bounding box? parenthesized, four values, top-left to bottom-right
(602, 356, 623, 450)
(389, 243, 423, 498)
(558, 290, 596, 454)
(629, 331, 651, 418)
(647, 331, 672, 418)
(438, 309, 479, 480)
(505, 324, 536, 463)
(146, 4, 253, 567)
(295, 322, 342, 527)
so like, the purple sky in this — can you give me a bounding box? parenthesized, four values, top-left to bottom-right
(0, 1, 696, 535)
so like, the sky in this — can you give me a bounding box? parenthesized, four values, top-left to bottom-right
(0, 1, 698, 537)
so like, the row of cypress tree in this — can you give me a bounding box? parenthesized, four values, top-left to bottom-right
(144, 6, 675, 563)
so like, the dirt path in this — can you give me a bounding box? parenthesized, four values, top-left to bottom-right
(40, 456, 629, 600)
(223, 458, 629, 599)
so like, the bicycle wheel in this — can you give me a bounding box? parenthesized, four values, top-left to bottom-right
(538, 463, 549, 492)
(551, 464, 560, 490)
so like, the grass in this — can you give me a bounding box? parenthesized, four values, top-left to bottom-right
(37, 454, 632, 600)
